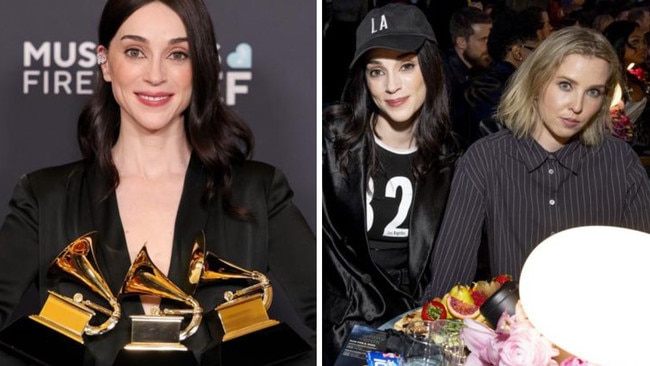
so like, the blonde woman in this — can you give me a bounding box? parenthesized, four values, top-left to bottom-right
(425, 26, 650, 299)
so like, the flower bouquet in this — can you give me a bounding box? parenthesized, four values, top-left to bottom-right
(609, 105, 633, 142)
(460, 301, 598, 366)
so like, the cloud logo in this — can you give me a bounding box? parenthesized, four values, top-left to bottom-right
(226, 43, 252, 69)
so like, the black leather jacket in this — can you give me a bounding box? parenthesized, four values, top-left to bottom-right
(322, 117, 455, 364)
(0, 155, 316, 366)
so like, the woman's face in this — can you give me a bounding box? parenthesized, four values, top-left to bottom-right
(624, 27, 648, 66)
(365, 48, 426, 126)
(534, 54, 609, 152)
(99, 2, 192, 135)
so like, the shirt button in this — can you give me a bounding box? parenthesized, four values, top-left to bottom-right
(549, 199, 556, 205)
(548, 168, 555, 175)
(361, 274, 372, 284)
(365, 313, 374, 322)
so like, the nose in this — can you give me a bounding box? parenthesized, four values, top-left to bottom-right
(145, 58, 165, 85)
(385, 71, 401, 94)
(569, 93, 583, 114)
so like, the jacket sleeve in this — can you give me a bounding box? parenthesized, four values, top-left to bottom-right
(623, 147, 650, 232)
(424, 152, 486, 300)
(0, 175, 41, 328)
(264, 167, 316, 348)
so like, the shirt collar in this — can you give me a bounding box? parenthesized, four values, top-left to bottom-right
(517, 136, 586, 174)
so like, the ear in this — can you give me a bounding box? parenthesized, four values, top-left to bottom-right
(455, 36, 467, 50)
(96, 45, 111, 82)
(510, 45, 524, 62)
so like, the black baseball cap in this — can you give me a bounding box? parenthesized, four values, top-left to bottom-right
(350, 3, 437, 68)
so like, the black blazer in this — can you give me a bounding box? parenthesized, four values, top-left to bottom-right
(0, 154, 316, 365)
(322, 118, 454, 364)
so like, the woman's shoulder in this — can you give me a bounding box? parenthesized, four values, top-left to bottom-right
(598, 134, 643, 160)
(230, 159, 291, 189)
(23, 160, 86, 185)
(231, 159, 275, 177)
(464, 129, 514, 156)
(12, 160, 88, 205)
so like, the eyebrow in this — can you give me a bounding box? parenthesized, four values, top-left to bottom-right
(120, 34, 189, 45)
(557, 75, 606, 89)
(367, 52, 416, 64)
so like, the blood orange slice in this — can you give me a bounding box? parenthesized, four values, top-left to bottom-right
(446, 295, 480, 319)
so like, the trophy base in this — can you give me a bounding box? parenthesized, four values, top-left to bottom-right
(29, 314, 84, 344)
(0, 316, 88, 366)
(113, 348, 198, 366)
(123, 314, 187, 351)
(124, 342, 188, 351)
(204, 322, 311, 366)
(222, 319, 279, 341)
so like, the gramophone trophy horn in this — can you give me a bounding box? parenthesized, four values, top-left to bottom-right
(119, 244, 203, 351)
(31, 232, 121, 343)
(199, 248, 311, 366)
(0, 232, 122, 366)
(201, 252, 278, 341)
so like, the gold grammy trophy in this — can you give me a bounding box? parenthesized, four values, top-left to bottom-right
(199, 239, 311, 366)
(0, 232, 121, 366)
(119, 243, 204, 351)
(31, 232, 122, 343)
(202, 251, 278, 341)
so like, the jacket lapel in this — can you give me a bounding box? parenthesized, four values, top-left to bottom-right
(408, 163, 453, 293)
(167, 153, 210, 295)
(78, 162, 133, 297)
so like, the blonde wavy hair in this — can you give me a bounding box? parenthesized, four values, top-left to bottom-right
(496, 26, 621, 146)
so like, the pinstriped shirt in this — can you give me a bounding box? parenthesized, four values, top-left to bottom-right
(424, 129, 650, 299)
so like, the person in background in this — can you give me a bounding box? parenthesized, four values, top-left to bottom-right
(424, 26, 650, 299)
(628, 6, 650, 34)
(627, 5, 650, 74)
(603, 20, 650, 166)
(444, 6, 493, 150)
(592, 13, 614, 33)
(465, 7, 537, 139)
(323, 3, 457, 364)
(323, 0, 370, 107)
(0, 0, 316, 365)
(520, 6, 554, 42)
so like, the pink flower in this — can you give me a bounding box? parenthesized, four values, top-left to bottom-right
(609, 105, 633, 142)
(461, 301, 561, 366)
(461, 319, 501, 365)
(559, 357, 599, 366)
(499, 325, 558, 366)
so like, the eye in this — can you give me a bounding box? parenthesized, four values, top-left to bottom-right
(367, 68, 384, 78)
(125, 48, 145, 58)
(169, 51, 189, 61)
(558, 81, 572, 91)
(400, 62, 416, 71)
(628, 39, 641, 48)
(586, 88, 604, 98)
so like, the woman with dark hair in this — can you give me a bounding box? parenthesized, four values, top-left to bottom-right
(0, 0, 315, 365)
(322, 3, 457, 364)
(603, 20, 650, 157)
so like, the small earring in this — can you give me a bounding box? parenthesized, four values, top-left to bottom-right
(515, 52, 523, 61)
(97, 53, 107, 65)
